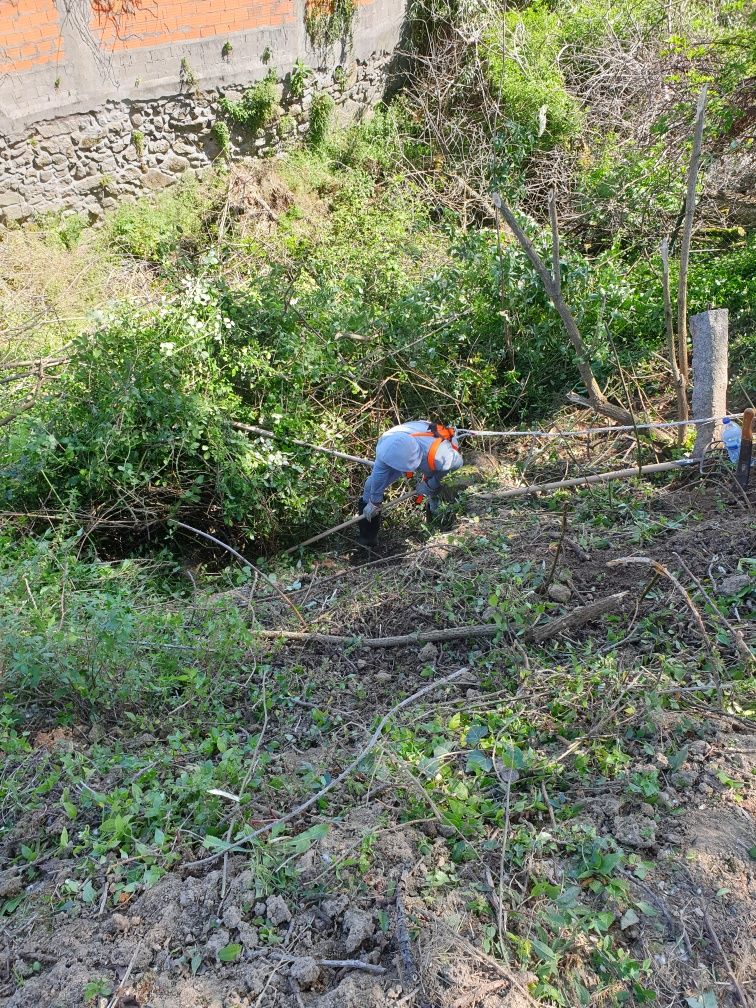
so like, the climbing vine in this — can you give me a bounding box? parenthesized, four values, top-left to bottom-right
(304, 0, 356, 49)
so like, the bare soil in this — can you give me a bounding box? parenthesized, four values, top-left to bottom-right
(2, 448, 754, 1008)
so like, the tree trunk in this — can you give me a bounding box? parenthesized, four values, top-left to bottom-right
(493, 194, 634, 426)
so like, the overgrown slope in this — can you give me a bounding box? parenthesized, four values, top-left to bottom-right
(1, 438, 754, 1007)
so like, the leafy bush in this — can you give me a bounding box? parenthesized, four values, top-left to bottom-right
(0, 279, 348, 543)
(482, 1, 583, 149)
(218, 71, 278, 131)
(106, 176, 223, 263)
(308, 92, 335, 148)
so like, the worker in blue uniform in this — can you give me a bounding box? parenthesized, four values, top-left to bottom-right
(358, 420, 463, 548)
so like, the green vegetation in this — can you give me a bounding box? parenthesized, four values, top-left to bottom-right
(179, 57, 198, 92)
(2, 118, 753, 545)
(218, 71, 279, 132)
(212, 118, 232, 160)
(105, 174, 223, 262)
(305, 0, 357, 48)
(131, 128, 145, 159)
(308, 91, 334, 147)
(0, 5, 753, 1003)
(288, 57, 313, 99)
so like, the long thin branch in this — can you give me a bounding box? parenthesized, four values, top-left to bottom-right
(677, 85, 708, 383)
(170, 521, 306, 628)
(254, 592, 627, 649)
(607, 555, 723, 700)
(660, 237, 688, 440)
(184, 667, 470, 868)
(492, 193, 632, 425)
(548, 189, 561, 297)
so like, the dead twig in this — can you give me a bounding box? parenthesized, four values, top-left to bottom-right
(453, 979, 511, 1008)
(396, 869, 431, 1008)
(699, 899, 750, 1007)
(170, 520, 307, 628)
(320, 960, 387, 975)
(106, 941, 143, 1008)
(607, 556, 724, 700)
(672, 552, 754, 666)
(184, 667, 470, 867)
(542, 504, 568, 594)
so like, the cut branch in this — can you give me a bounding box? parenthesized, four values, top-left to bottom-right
(660, 237, 689, 441)
(492, 193, 633, 426)
(677, 85, 708, 383)
(252, 592, 628, 649)
(526, 592, 628, 643)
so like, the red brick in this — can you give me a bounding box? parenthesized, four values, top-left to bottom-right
(0, 0, 62, 73)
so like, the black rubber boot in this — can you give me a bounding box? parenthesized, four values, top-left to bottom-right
(357, 498, 381, 548)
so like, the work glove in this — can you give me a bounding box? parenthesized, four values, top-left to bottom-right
(362, 500, 381, 521)
(414, 478, 431, 505)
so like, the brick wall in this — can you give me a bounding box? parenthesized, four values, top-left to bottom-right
(0, 0, 406, 222)
(0, 0, 62, 73)
(90, 0, 296, 52)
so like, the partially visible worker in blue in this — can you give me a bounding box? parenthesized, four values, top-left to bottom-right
(358, 420, 463, 549)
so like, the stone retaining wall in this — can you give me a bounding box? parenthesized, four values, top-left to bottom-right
(0, 0, 406, 223)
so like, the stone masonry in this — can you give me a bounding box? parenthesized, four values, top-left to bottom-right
(0, 0, 406, 223)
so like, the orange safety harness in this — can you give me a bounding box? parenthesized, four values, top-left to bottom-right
(409, 422, 458, 472)
(404, 424, 459, 501)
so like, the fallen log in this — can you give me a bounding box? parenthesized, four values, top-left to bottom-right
(253, 591, 629, 649)
(479, 460, 691, 501)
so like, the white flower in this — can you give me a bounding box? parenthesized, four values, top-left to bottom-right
(160, 342, 176, 356)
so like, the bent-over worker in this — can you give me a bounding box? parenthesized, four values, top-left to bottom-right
(358, 420, 463, 549)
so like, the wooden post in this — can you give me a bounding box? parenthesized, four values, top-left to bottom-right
(690, 308, 728, 458)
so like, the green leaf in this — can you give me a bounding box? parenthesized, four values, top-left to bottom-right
(219, 942, 242, 963)
(202, 834, 233, 851)
(466, 750, 493, 774)
(620, 908, 640, 929)
(686, 992, 718, 1008)
(465, 724, 489, 746)
(81, 880, 96, 904)
(1, 895, 24, 916)
(635, 900, 659, 917)
(62, 800, 77, 820)
(668, 746, 688, 770)
(294, 822, 329, 851)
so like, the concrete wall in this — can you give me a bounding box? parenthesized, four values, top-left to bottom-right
(0, 0, 406, 222)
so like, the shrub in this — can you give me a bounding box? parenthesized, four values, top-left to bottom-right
(482, 1, 583, 149)
(308, 92, 335, 148)
(0, 280, 348, 544)
(218, 71, 278, 132)
(105, 176, 222, 262)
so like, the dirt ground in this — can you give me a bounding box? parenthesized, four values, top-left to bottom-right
(1, 448, 754, 1008)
